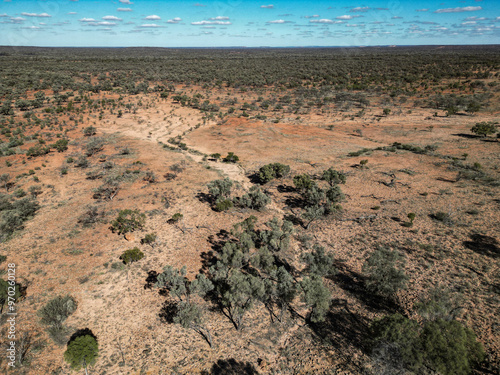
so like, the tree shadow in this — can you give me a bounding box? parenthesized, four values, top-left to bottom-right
(284, 195, 305, 209)
(144, 270, 158, 290)
(201, 358, 259, 375)
(463, 233, 499, 258)
(277, 184, 295, 193)
(308, 299, 371, 354)
(200, 250, 216, 274)
(67, 328, 97, 346)
(159, 299, 178, 324)
(196, 192, 213, 205)
(331, 260, 399, 313)
(452, 133, 479, 139)
(247, 172, 261, 185)
(207, 229, 231, 254)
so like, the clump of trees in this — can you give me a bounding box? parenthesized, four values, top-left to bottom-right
(470, 121, 498, 137)
(38, 295, 77, 344)
(258, 163, 290, 184)
(0, 194, 40, 240)
(110, 209, 145, 235)
(64, 330, 99, 371)
(207, 178, 233, 212)
(120, 247, 144, 264)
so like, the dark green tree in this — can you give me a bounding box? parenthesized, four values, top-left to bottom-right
(64, 334, 99, 371)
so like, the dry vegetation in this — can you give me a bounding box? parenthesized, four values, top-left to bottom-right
(0, 45, 499, 374)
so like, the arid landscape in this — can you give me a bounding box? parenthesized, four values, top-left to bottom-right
(0, 46, 499, 374)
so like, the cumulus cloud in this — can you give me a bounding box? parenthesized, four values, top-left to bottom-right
(0, 13, 9, 17)
(21, 12, 51, 17)
(103, 16, 122, 21)
(336, 15, 354, 20)
(119, 0, 133, 4)
(191, 20, 231, 25)
(10, 17, 25, 23)
(210, 16, 229, 20)
(435, 6, 482, 13)
(309, 19, 343, 24)
(167, 17, 182, 23)
(144, 15, 161, 20)
(304, 15, 319, 18)
(350, 7, 370, 12)
(117, 8, 132, 12)
(267, 19, 293, 24)
(79, 18, 96, 22)
(140, 23, 161, 28)
(261, 5, 274, 9)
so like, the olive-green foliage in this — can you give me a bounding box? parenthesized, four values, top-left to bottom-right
(64, 335, 99, 370)
(51, 138, 69, 152)
(258, 163, 291, 183)
(0, 196, 40, 238)
(119, 247, 144, 264)
(169, 212, 183, 222)
(26, 144, 50, 157)
(214, 198, 233, 212)
(371, 314, 485, 375)
(110, 209, 145, 235)
(470, 121, 497, 137)
(416, 286, 463, 322)
(293, 174, 315, 191)
(362, 247, 408, 298)
(82, 126, 96, 136)
(322, 168, 346, 186)
(207, 178, 233, 199)
(141, 233, 157, 245)
(259, 217, 294, 253)
(84, 137, 105, 156)
(235, 186, 270, 210)
(302, 245, 336, 277)
(222, 152, 239, 163)
(0, 278, 21, 313)
(300, 275, 331, 323)
(38, 295, 77, 329)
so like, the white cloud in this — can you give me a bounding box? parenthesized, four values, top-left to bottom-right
(304, 15, 319, 18)
(167, 17, 182, 23)
(462, 21, 477, 25)
(465, 16, 486, 20)
(435, 6, 482, 13)
(191, 20, 231, 25)
(117, 8, 132, 12)
(392, 16, 403, 19)
(210, 16, 229, 20)
(350, 7, 370, 12)
(416, 9, 429, 12)
(97, 21, 116, 26)
(21, 12, 51, 17)
(261, 5, 274, 9)
(68, 12, 77, 15)
(103, 16, 122, 21)
(310, 19, 343, 24)
(23, 25, 40, 29)
(79, 18, 96, 22)
(140, 23, 161, 28)
(119, 0, 133, 4)
(0, 13, 9, 17)
(144, 15, 161, 20)
(267, 19, 293, 24)
(336, 15, 353, 20)
(10, 17, 25, 23)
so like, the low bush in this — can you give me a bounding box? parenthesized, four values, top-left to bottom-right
(120, 247, 144, 264)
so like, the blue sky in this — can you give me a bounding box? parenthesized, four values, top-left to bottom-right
(1, 0, 499, 47)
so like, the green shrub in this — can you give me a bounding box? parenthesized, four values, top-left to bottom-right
(222, 152, 239, 163)
(64, 334, 99, 370)
(214, 198, 233, 212)
(141, 233, 157, 245)
(51, 138, 69, 152)
(235, 186, 270, 210)
(85, 137, 105, 156)
(38, 295, 77, 330)
(322, 168, 346, 186)
(207, 178, 232, 199)
(293, 174, 315, 191)
(470, 121, 497, 137)
(258, 163, 291, 183)
(119, 247, 144, 264)
(110, 209, 145, 235)
(82, 126, 96, 136)
(26, 144, 50, 157)
(169, 212, 183, 223)
(362, 247, 408, 298)
(371, 314, 485, 375)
